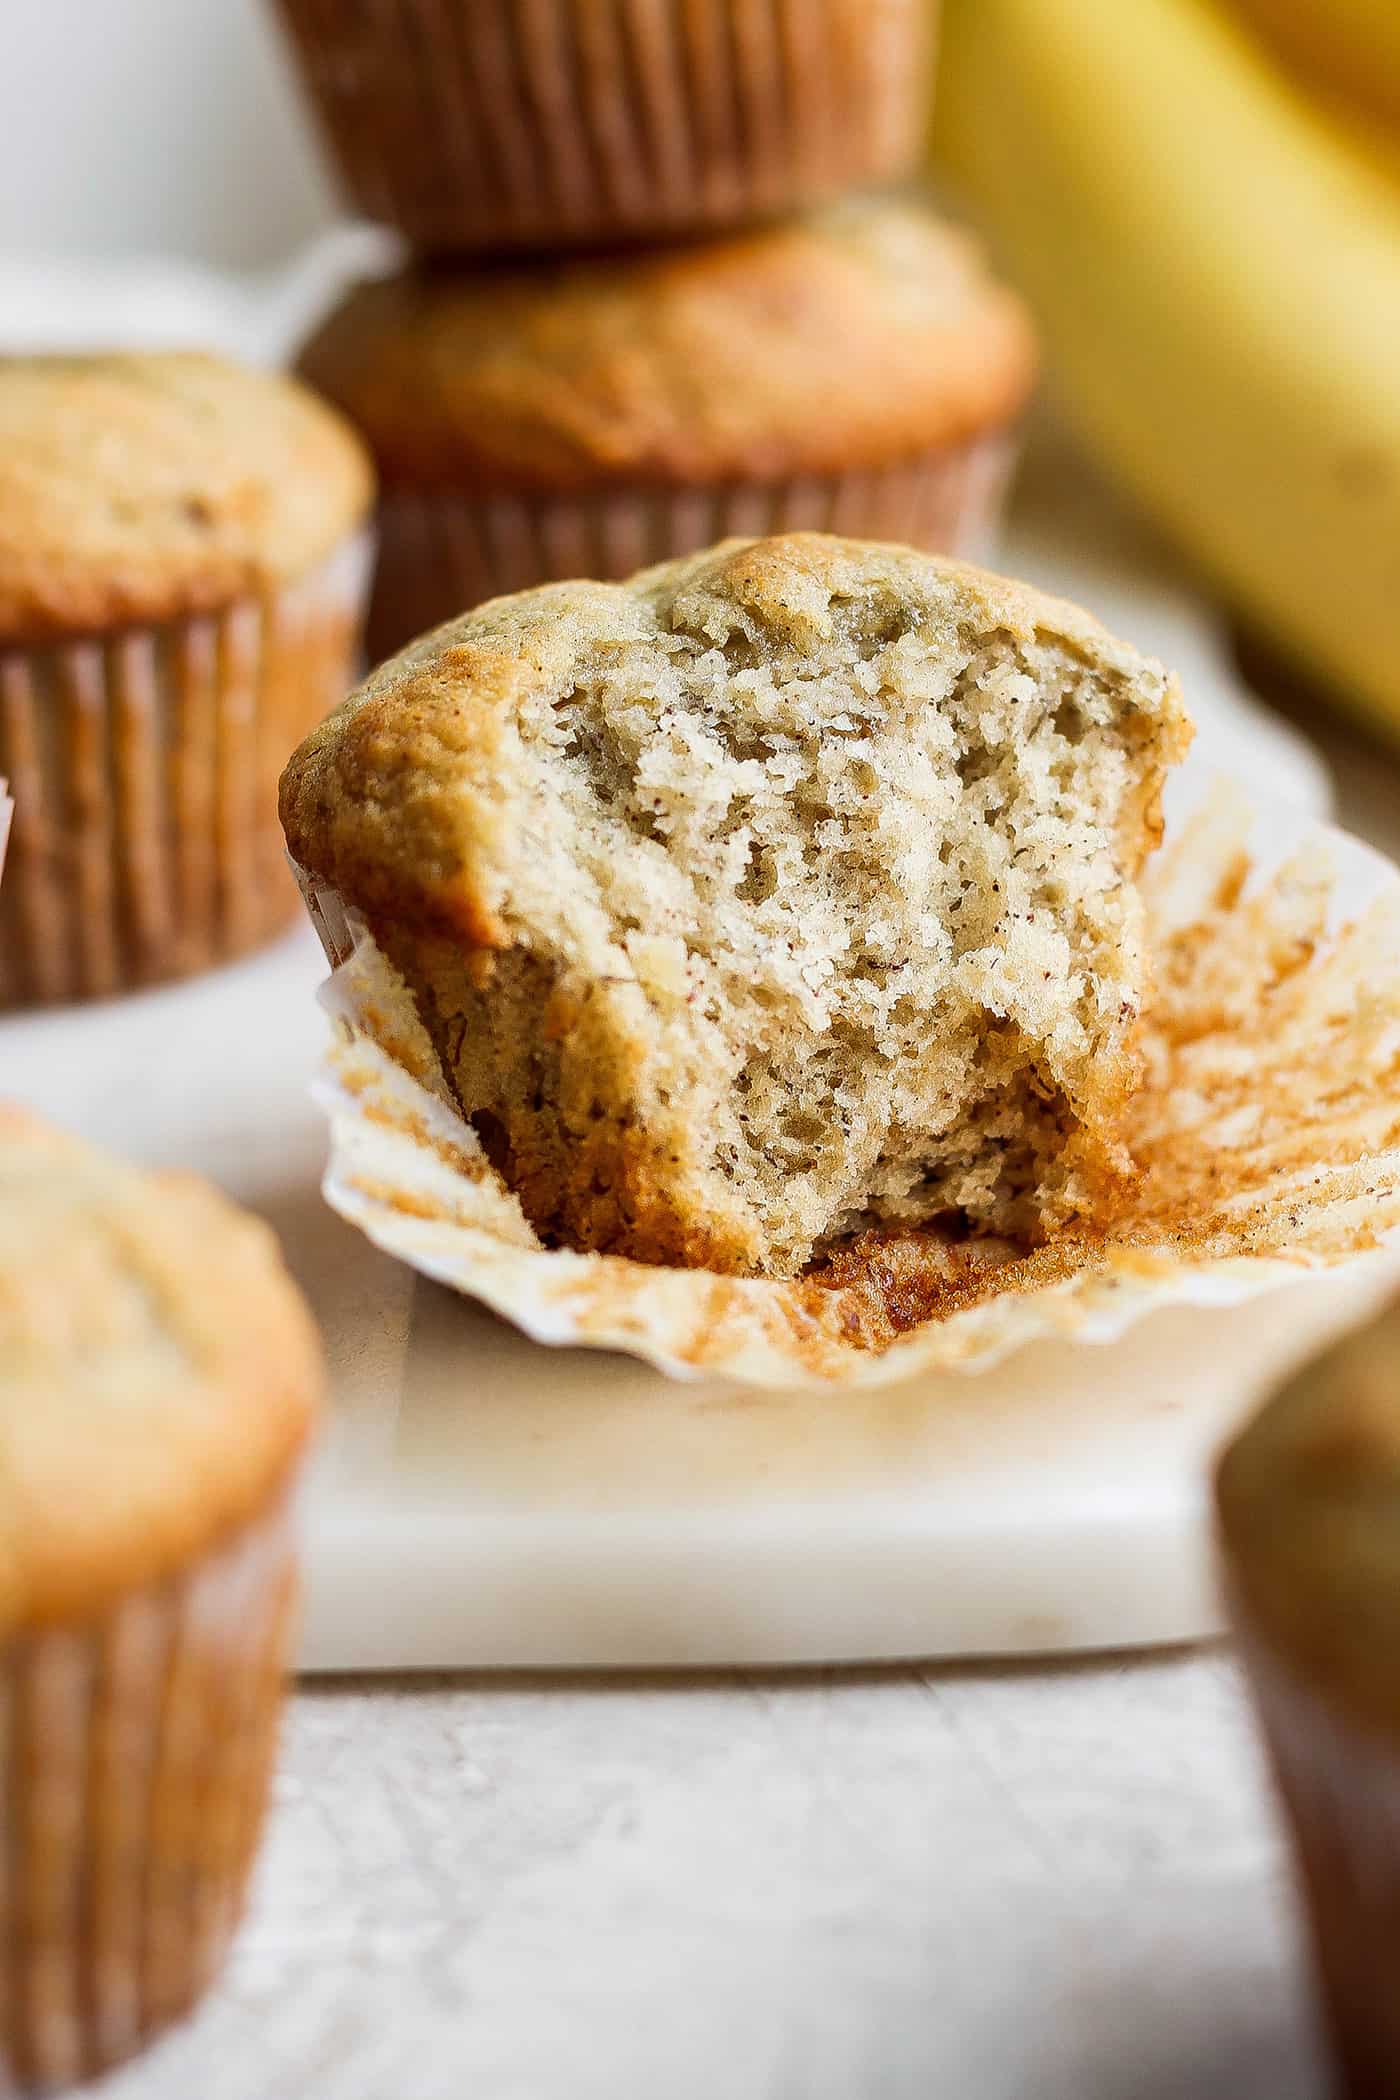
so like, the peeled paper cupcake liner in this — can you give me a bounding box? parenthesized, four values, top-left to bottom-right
(1228, 1610, 1400, 2098)
(293, 776, 1400, 1389)
(367, 441, 1015, 663)
(0, 529, 371, 1010)
(275, 0, 933, 254)
(0, 1487, 299, 2092)
(0, 776, 11, 887)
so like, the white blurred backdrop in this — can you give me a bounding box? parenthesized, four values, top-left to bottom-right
(0, 0, 334, 263)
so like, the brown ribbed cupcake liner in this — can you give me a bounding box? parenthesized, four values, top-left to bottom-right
(1231, 1610, 1400, 2100)
(274, 0, 934, 253)
(366, 436, 1014, 663)
(0, 532, 371, 1010)
(0, 1490, 299, 2094)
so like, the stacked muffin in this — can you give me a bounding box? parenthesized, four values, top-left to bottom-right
(277, 0, 1036, 661)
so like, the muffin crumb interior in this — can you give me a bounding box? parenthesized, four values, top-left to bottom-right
(366, 552, 1177, 1272)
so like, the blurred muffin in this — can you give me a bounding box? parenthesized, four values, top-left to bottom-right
(299, 199, 1036, 664)
(273, 0, 934, 254)
(0, 353, 374, 1008)
(1217, 1297, 1400, 2100)
(0, 1105, 323, 2090)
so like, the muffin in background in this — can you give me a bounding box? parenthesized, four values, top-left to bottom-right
(0, 1105, 323, 2090)
(274, 0, 934, 255)
(298, 198, 1036, 665)
(0, 352, 374, 1009)
(1217, 1296, 1400, 2100)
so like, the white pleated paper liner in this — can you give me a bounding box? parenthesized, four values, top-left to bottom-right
(299, 777, 1400, 1389)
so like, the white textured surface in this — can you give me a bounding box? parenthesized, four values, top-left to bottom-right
(95, 1654, 1328, 2100)
(291, 1266, 1394, 1670)
(0, 0, 335, 266)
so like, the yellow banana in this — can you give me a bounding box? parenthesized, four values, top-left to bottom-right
(1315, 93, 1400, 198)
(932, 0, 1400, 740)
(1229, 0, 1400, 135)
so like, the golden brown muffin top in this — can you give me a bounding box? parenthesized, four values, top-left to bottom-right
(1217, 1295, 1400, 1735)
(0, 351, 374, 643)
(283, 531, 1188, 1276)
(0, 1106, 323, 1632)
(281, 529, 1186, 946)
(297, 200, 1037, 496)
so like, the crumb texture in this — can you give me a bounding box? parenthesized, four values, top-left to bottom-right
(283, 534, 1190, 1273)
(316, 785, 1400, 1385)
